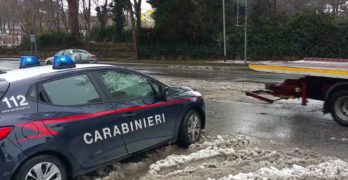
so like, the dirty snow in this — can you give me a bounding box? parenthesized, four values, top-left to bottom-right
(158, 76, 323, 112)
(78, 135, 348, 180)
(216, 160, 348, 180)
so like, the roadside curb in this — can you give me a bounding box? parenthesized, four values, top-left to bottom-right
(167, 65, 247, 71)
(102, 61, 248, 71)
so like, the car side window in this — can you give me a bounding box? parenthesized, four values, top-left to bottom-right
(41, 74, 102, 106)
(63, 50, 72, 55)
(98, 71, 155, 101)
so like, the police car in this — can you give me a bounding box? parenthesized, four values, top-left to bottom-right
(0, 56, 205, 180)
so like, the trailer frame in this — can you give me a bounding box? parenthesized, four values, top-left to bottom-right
(247, 59, 348, 126)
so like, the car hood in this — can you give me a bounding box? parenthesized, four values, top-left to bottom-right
(167, 85, 202, 98)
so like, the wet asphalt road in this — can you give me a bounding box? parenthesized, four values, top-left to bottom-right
(0, 60, 347, 159)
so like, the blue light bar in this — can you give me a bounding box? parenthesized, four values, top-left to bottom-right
(20, 56, 40, 69)
(53, 55, 76, 69)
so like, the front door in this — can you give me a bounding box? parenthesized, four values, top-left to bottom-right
(37, 73, 128, 168)
(95, 70, 179, 153)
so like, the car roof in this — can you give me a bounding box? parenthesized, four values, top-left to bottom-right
(0, 64, 113, 83)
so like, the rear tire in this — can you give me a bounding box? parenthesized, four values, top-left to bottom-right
(177, 109, 202, 147)
(329, 90, 348, 126)
(46, 61, 52, 65)
(14, 155, 67, 180)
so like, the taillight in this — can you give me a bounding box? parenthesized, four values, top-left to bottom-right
(0, 127, 13, 141)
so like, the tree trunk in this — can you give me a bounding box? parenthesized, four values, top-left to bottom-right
(67, 0, 80, 39)
(128, 1, 138, 59)
(134, 0, 142, 31)
(59, 0, 69, 32)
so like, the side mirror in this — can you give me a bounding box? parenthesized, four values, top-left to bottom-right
(160, 86, 169, 101)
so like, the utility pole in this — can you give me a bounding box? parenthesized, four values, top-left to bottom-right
(244, 0, 248, 64)
(236, 0, 240, 26)
(222, 0, 227, 62)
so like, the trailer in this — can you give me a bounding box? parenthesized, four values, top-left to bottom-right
(246, 58, 348, 126)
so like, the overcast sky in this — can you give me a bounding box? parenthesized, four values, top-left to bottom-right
(89, 0, 152, 15)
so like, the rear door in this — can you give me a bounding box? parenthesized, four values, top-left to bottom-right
(37, 73, 128, 168)
(95, 70, 179, 153)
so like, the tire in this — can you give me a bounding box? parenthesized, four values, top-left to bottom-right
(46, 61, 52, 65)
(14, 155, 67, 180)
(329, 90, 348, 126)
(177, 109, 202, 147)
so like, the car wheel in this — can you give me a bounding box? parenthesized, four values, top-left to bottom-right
(329, 90, 348, 126)
(14, 155, 67, 180)
(46, 61, 52, 65)
(177, 109, 202, 147)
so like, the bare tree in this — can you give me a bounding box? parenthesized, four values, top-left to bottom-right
(82, 0, 92, 39)
(59, 0, 69, 31)
(133, 0, 142, 31)
(128, 0, 138, 58)
(96, 0, 109, 29)
(67, 0, 80, 39)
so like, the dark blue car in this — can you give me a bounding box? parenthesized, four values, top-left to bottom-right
(0, 57, 205, 180)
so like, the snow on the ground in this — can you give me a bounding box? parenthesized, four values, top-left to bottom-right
(216, 159, 348, 180)
(148, 146, 235, 175)
(158, 77, 264, 103)
(84, 135, 347, 180)
(147, 135, 251, 176)
(158, 76, 324, 112)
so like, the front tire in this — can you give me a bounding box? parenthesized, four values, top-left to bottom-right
(46, 61, 52, 65)
(329, 90, 348, 126)
(14, 155, 67, 180)
(177, 109, 202, 147)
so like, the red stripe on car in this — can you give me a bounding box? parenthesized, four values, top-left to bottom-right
(16, 98, 193, 142)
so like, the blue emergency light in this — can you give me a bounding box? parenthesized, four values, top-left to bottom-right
(53, 55, 76, 69)
(19, 56, 41, 69)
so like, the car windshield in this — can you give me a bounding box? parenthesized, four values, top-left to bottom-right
(55, 51, 64, 56)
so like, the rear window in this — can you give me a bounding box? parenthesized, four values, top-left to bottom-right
(42, 74, 102, 106)
(0, 79, 9, 100)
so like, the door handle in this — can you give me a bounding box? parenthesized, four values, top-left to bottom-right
(122, 112, 136, 118)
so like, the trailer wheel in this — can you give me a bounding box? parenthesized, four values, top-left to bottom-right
(329, 90, 348, 126)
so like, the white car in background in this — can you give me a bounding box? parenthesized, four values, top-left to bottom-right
(45, 49, 97, 65)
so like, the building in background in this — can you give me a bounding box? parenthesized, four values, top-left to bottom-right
(0, 34, 21, 47)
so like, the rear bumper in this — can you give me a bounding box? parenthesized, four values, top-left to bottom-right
(0, 139, 26, 180)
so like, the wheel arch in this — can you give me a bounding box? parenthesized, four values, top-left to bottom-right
(192, 106, 206, 129)
(177, 104, 206, 133)
(12, 150, 73, 179)
(324, 82, 348, 113)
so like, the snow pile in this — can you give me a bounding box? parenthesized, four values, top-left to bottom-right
(148, 135, 251, 175)
(77, 135, 348, 180)
(147, 135, 262, 176)
(199, 135, 254, 148)
(217, 160, 348, 180)
(149, 146, 235, 175)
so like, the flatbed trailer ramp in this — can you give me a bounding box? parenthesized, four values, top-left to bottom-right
(246, 58, 348, 126)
